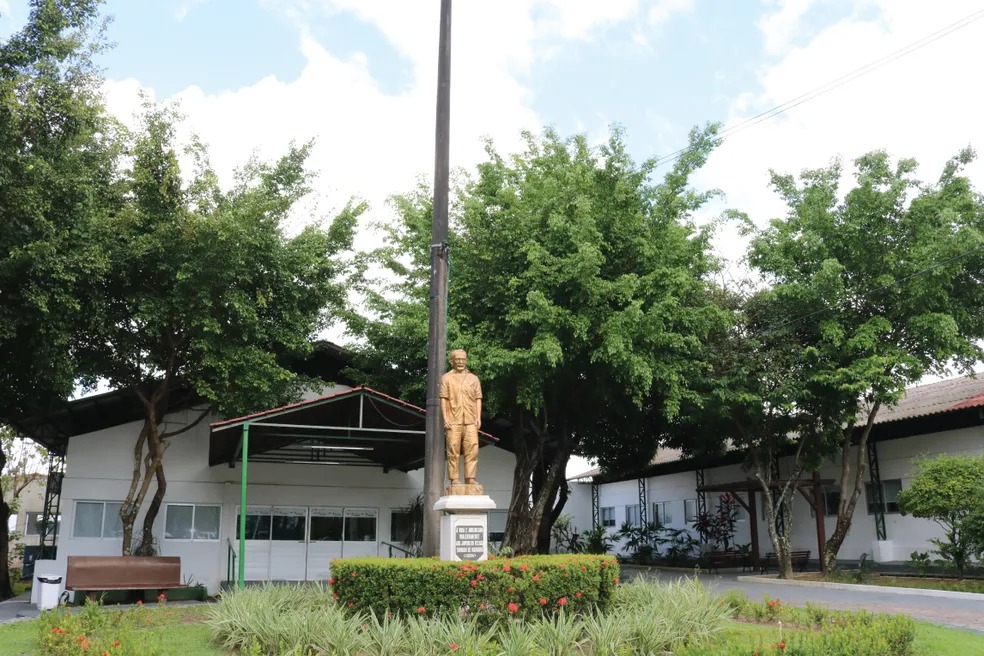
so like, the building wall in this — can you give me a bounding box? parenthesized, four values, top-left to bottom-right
(52, 406, 516, 594)
(6, 478, 47, 569)
(582, 423, 984, 563)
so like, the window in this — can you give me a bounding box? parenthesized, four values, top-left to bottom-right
(25, 512, 43, 536)
(823, 486, 841, 517)
(344, 509, 377, 542)
(489, 511, 507, 544)
(164, 504, 221, 541)
(684, 499, 698, 524)
(390, 508, 420, 544)
(652, 501, 672, 525)
(600, 507, 615, 528)
(73, 501, 123, 539)
(866, 479, 902, 515)
(625, 504, 641, 527)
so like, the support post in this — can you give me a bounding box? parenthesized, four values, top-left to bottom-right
(238, 422, 249, 589)
(695, 469, 707, 543)
(422, 0, 453, 558)
(812, 470, 827, 568)
(638, 478, 648, 528)
(748, 489, 759, 570)
(591, 483, 600, 529)
(866, 440, 887, 541)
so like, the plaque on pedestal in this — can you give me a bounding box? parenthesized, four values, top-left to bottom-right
(435, 494, 496, 562)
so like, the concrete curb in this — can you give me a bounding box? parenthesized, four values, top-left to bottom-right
(736, 575, 984, 601)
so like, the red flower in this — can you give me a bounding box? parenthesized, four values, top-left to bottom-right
(581, 566, 587, 572)
(502, 565, 511, 572)
(103, 652, 108, 656)
(450, 642, 458, 651)
(601, 561, 608, 566)
(476, 574, 485, 580)
(614, 577, 620, 585)
(351, 572, 357, 577)
(508, 602, 519, 613)
(520, 564, 529, 571)
(329, 577, 336, 585)
(768, 599, 779, 607)
(113, 641, 120, 647)
(471, 580, 478, 587)
(332, 593, 339, 599)
(136, 600, 142, 605)
(417, 606, 426, 614)
(478, 603, 485, 610)
(539, 597, 548, 605)
(347, 602, 354, 608)
(51, 627, 65, 634)
(532, 575, 540, 582)
(507, 587, 515, 593)
(557, 597, 567, 606)
(575, 591, 582, 598)
(777, 641, 786, 650)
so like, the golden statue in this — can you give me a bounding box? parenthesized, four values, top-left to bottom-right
(440, 349, 483, 495)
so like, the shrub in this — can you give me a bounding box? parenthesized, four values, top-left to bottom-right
(328, 554, 619, 621)
(36, 598, 183, 656)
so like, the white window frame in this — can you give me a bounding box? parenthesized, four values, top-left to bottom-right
(600, 506, 616, 528)
(73, 501, 124, 539)
(652, 501, 672, 525)
(625, 504, 641, 527)
(866, 479, 903, 515)
(684, 499, 698, 524)
(164, 503, 221, 542)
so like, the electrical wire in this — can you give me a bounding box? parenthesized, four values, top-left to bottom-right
(654, 8, 984, 169)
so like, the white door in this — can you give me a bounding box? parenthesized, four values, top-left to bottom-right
(270, 506, 308, 580)
(236, 506, 272, 581)
(307, 507, 344, 580)
(343, 508, 378, 558)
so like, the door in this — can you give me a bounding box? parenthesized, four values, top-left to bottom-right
(343, 507, 378, 558)
(307, 507, 343, 580)
(236, 506, 272, 581)
(270, 506, 308, 580)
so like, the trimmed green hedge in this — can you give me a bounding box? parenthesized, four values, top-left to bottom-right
(329, 554, 619, 620)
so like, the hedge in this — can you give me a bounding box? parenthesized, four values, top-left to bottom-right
(328, 554, 620, 621)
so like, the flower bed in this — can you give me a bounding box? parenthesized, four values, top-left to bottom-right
(328, 554, 619, 621)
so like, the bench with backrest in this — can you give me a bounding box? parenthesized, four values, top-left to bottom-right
(759, 550, 810, 574)
(703, 550, 750, 573)
(66, 556, 185, 602)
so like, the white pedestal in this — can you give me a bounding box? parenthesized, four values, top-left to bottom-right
(435, 495, 497, 562)
(871, 539, 895, 563)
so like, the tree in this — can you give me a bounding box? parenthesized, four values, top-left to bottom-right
(0, 426, 47, 600)
(0, 0, 118, 423)
(76, 103, 363, 555)
(897, 454, 984, 577)
(747, 150, 984, 573)
(349, 125, 726, 553)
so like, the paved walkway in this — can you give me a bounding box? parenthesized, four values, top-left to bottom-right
(627, 567, 984, 634)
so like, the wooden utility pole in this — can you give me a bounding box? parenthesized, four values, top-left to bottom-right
(423, 0, 453, 557)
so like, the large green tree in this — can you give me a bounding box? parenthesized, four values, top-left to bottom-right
(0, 0, 115, 600)
(76, 104, 363, 555)
(748, 149, 984, 573)
(0, 426, 48, 600)
(350, 126, 726, 552)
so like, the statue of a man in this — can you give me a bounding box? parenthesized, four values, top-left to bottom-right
(440, 349, 482, 489)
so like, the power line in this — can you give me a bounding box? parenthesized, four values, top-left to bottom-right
(655, 8, 984, 169)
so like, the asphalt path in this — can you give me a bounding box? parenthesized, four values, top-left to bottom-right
(626, 567, 984, 634)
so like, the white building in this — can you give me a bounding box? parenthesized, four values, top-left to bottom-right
(12, 374, 515, 596)
(567, 375, 984, 567)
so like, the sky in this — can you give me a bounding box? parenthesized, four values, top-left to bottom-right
(3, 0, 983, 477)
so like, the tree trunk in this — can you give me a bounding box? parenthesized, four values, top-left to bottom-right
(536, 464, 569, 553)
(119, 411, 166, 556)
(754, 455, 801, 579)
(137, 457, 167, 556)
(824, 401, 881, 573)
(0, 497, 14, 600)
(502, 426, 539, 554)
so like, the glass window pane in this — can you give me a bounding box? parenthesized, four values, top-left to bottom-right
(194, 506, 221, 540)
(103, 503, 124, 538)
(310, 516, 343, 541)
(390, 510, 412, 543)
(237, 513, 271, 540)
(26, 513, 42, 536)
(165, 505, 194, 540)
(684, 499, 698, 523)
(74, 502, 103, 538)
(488, 511, 507, 543)
(272, 515, 306, 541)
(883, 480, 902, 513)
(345, 516, 376, 542)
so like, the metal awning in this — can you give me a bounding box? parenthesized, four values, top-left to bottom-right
(208, 386, 497, 472)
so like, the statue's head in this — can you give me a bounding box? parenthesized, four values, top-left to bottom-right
(450, 349, 468, 372)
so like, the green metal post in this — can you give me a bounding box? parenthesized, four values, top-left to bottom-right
(238, 422, 249, 589)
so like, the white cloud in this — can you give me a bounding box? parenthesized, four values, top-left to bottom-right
(174, 0, 209, 22)
(648, 0, 694, 26)
(758, 0, 817, 56)
(695, 0, 984, 266)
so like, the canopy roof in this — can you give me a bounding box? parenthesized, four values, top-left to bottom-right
(208, 386, 498, 472)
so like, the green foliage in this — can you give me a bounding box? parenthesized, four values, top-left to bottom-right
(207, 574, 732, 655)
(614, 520, 664, 562)
(710, 591, 917, 656)
(36, 598, 213, 656)
(349, 125, 726, 551)
(906, 551, 932, 577)
(580, 525, 613, 555)
(897, 454, 984, 577)
(329, 554, 619, 621)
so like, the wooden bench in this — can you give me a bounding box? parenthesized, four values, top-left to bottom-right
(703, 550, 750, 573)
(66, 556, 185, 603)
(759, 550, 810, 574)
